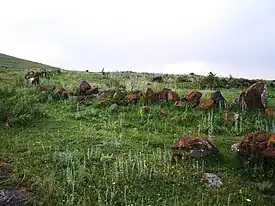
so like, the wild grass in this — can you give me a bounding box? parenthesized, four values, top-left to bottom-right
(1, 69, 275, 205)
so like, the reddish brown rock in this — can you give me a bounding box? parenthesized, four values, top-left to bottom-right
(210, 91, 227, 107)
(197, 99, 215, 109)
(56, 87, 69, 100)
(237, 130, 275, 159)
(75, 81, 91, 96)
(170, 136, 218, 161)
(125, 90, 144, 102)
(145, 87, 180, 102)
(232, 83, 267, 109)
(183, 90, 202, 107)
(86, 86, 99, 95)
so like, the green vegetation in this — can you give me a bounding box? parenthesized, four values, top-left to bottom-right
(1, 55, 275, 205)
(0, 53, 60, 70)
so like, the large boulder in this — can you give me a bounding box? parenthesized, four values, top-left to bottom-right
(182, 90, 202, 107)
(124, 90, 144, 102)
(232, 83, 267, 109)
(86, 86, 99, 95)
(170, 136, 218, 161)
(75, 81, 91, 96)
(211, 91, 227, 108)
(236, 130, 275, 159)
(197, 99, 215, 109)
(198, 91, 227, 109)
(145, 87, 180, 102)
(53, 87, 69, 100)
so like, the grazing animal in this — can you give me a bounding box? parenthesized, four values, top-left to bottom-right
(28, 76, 40, 85)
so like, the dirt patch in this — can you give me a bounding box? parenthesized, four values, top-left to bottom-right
(0, 188, 32, 206)
(0, 159, 34, 205)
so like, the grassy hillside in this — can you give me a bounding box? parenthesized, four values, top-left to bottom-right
(1, 58, 275, 205)
(0, 53, 60, 70)
(0, 53, 61, 87)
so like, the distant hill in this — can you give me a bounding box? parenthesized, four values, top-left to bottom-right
(0, 53, 61, 70)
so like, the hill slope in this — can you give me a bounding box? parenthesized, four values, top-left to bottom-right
(0, 53, 60, 70)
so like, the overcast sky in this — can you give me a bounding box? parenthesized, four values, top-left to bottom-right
(1, 0, 275, 79)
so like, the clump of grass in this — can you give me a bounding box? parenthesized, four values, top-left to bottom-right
(0, 82, 46, 126)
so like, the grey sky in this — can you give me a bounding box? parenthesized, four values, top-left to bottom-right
(1, 0, 275, 79)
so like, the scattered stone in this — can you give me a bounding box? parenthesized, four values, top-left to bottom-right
(202, 173, 223, 187)
(124, 90, 144, 102)
(197, 99, 215, 109)
(170, 137, 218, 161)
(75, 81, 91, 96)
(145, 87, 180, 102)
(183, 90, 202, 107)
(236, 130, 275, 159)
(54, 87, 69, 100)
(112, 90, 127, 101)
(86, 87, 99, 95)
(211, 91, 227, 108)
(97, 90, 109, 100)
(232, 83, 267, 109)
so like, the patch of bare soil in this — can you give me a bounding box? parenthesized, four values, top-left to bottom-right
(0, 188, 32, 206)
(0, 159, 33, 206)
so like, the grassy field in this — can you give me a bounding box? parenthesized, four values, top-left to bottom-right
(1, 63, 275, 205)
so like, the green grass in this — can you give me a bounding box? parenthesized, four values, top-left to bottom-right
(1, 67, 275, 205)
(0, 53, 60, 70)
